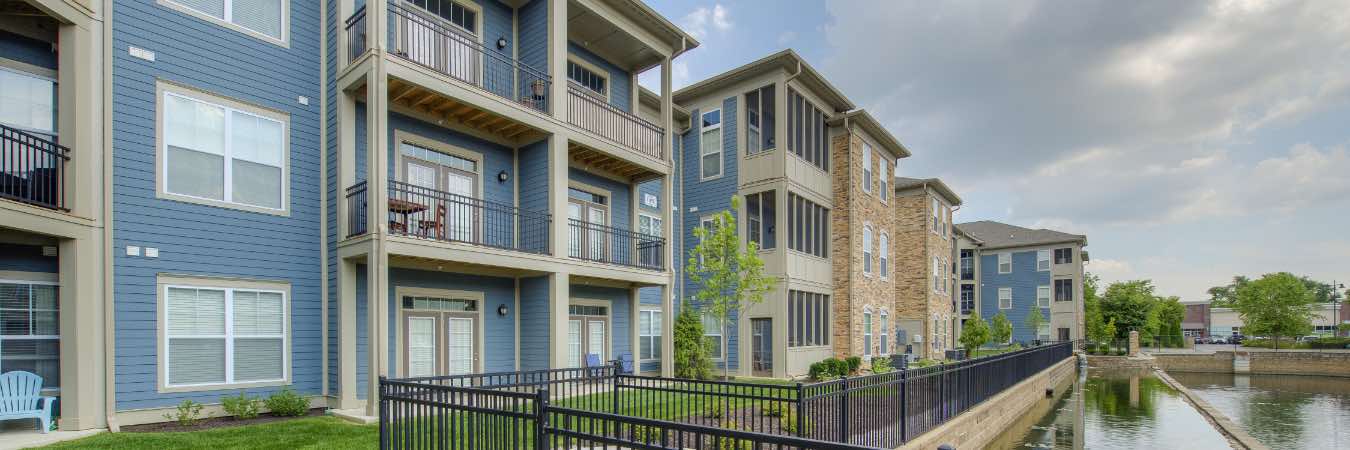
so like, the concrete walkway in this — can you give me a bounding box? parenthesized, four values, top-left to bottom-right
(0, 426, 104, 450)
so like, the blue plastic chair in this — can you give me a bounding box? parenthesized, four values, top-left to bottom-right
(0, 371, 55, 433)
(618, 353, 635, 374)
(585, 353, 602, 368)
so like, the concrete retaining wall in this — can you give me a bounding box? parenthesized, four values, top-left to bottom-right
(1153, 351, 1350, 377)
(898, 356, 1077, 450)
(1153, 353, 1234, 373)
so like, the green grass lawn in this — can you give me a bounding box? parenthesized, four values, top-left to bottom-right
(43, 417, 377, 450)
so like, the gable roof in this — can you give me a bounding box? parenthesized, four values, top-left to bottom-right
(954, 220, 1087, 250)
(893, 177, 960, 205)
(673, 50, 854, 112)
(830, 109, 910, 158)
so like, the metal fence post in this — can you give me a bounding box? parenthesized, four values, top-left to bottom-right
(838, 376, 849, 443)
(534, 388, 549, 450)
(794, 382, 806, 437)
(899, 367, 908, 443)
(378, 376, 389, 450)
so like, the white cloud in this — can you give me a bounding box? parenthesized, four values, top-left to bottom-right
(1087, 258, 1135, 282)
(682, 4, 733, 40)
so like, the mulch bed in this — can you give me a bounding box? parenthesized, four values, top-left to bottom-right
(122, 408, 327, 433)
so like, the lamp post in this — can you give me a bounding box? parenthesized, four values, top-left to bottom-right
(1333, 281, 1345, 337)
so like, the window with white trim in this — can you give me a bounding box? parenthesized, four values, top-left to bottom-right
(638, 310, 662, 361)
(862, 143, 873, 194)
(638, 214, 662, 237)
(863, 308, 873, 356)
(998, 287, 1012, 309)
(879, 156, 889, 202)
(700, 109, 723, 179)
(0, 281, 59, 387)
(862, 225, 873, 275)
(1037, 249, 1051, 271)
(941, 206, 949, 238)
(932, 257, 941, 292)
(701, 312, 724, 360)
(567, 60, 607, 97)
(0, 68, 56, 138)
(931, 199, 940, 234)
(164, 0, 286, 41)
(998, 252, 1012, 274)
(879, 311, 889, 354)
(745, 190, 776, 250)
(1037, 285, 1050, 308)
(879, 232, 889, 277)
(162, 88, 287, 212)
(163, 284, 287, 387)
(745, 84, 775, 154)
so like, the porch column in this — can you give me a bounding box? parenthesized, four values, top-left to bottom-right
(363, 51, 391, 417)
(660, 285, 673, 377)
(365, 254, 388, 417)
(548, 133, 569, 258)
(548, 272, 571, 368)
(629, 287, 639, 371)
(659, 56, 676, 379)
(336, 258, 359, 410)
(57, 232, 107, 430)
(547, 0, 567, 121)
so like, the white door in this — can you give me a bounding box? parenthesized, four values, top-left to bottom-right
(444, 170, 475, 241)
(568, 319, 583, 368)
(446, 317, 475, 375)
(401, 6, 478, 85)
(407, 317, 437, 377)
(567, 203, 584, 259)
(587, 320, 606, 363)
(404, 160, 438, 236)
(587, 208, 607, 260)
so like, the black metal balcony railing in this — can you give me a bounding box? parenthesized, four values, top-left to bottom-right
(0, 124, 69, 211)
(383, 180, 551, 254)
(345, 181, 368, 238)
(567, 83, 665, 160)
(568, 219, 665, 270)
(390, 2, 551, 114)
(344, 5, 368, 63)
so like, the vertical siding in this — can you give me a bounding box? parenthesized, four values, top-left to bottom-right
(0, 30, 57, 69)
(567, 42, 632, 112)
(111, 0, 324, 410)
(979, 250, 1051, 344)
(387, 268, 518, 373)
(0, 244, 58, 273)
(518, 275, 550, 371)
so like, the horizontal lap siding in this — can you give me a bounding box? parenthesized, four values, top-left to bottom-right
(516, 0, 548, 101)
(979, 250, 1051, 344)
(568, 168, 632, 231)
(111, 1, 323, 410)
(386, 111, 515, 206)
(325, 0, 340, 400)
(518, 275, 550, 371)
(567, 42, 631, 112)
(570, 284, 631, 362)
(679, 98, 739, 370)
(386, 268, 518, 374)
(0, 244, 57, 273)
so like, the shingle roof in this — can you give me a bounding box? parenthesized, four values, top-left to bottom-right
(954, 220, 1086, 250)
(893, 177, 961, 205)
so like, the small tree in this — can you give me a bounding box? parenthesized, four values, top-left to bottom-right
(960, 311, 991, 355)
(1233, 272, 1315, 350)
(686, 196, 777, 379)
(673, 299, 713, 379)
(1024, 304, 1046, 343)
(1103, 319, 1118, 346)
(990, 312, 1013, 346)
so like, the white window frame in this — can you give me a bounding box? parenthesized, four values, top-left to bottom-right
(701, 312, 725, 361)
(1037, 285, 1051, 308)
(638, 309, 662, 362)
(933, 257, 942, 293)
(879, 155, 889, 202)
(638, 213, 663, 237)
(862, 224, 873, 275)
(0, 279, 60, 390)
(566, 57, 610, 100)
(1037, 249, 1051, 272)
(159, 0, 290, 46)
(879, 310, 889, 355)
(998, 252, 1012, 274)
(862, 143, 873, 194)
(931, 199, 940, 235)
(863, 307, 873, 356)
(700, 108, 724, 180)
(158, 277, 290, 392)
(157, 83, 290, 216)
(998, 287, 1013, 309)
(941, 206, 949, 238)
(879, 232, 889, 278)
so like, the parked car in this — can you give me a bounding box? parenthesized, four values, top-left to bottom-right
(1296, 335, 1322, 343)
(1226, 334, 1245, 344)
(1209, 336, 1228, 344)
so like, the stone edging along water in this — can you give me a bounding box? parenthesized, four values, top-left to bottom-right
(1152, 368, 1268, 450)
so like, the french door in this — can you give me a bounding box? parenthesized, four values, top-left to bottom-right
(402, 150, 478, 241)
(567, 315, 609, 368)
(399, 1, 480, 85)
(402, 312, 478, 377)
(568, 200, 608, 261)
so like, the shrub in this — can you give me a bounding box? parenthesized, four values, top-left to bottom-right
(780, 410, 812, 435)
(871, 356, 893, 374)
(828, 358, 850, 377)
(703, 402, 725, 419)
(163, 400, 205, 426)
(808, 357, 851, 380)
(674, 300, 714, 380)
(264, 388, 310, 417)
(221, 392, 262, 420)
(717, 421, 752, 450)
(1309, 337, 1350, 349)
(844, 356, 862, 374)
(760, 402, 786, 417)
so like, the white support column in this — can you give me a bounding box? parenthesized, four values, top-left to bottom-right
(363, 53, 391, 416)
(548, 271, 571, 369)
(660, 285, 673, 377)
(337, 258, 359, 409)
(629, 287, 640, 371)
(659, 56, 676, 378)
(58, 232, 107, 430)
(660, 57, 673, 162)
(547, 0, 567, 120)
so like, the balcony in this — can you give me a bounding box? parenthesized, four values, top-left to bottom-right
(387, 2, 551, 115)
(566, 83, 665, 160)
(0, 124, 69, 211)
(568, 219, 665, 271)
(344, 180, 551, 255)
(345, 5, 367, 63)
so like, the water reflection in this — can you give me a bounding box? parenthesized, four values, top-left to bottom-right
(1169, 372, 1350, 449)
(989, 368, 1232, 449)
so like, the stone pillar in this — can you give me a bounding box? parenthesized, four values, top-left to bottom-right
(1128, 330, 1140, 357)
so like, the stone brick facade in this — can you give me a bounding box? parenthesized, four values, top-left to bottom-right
(892, 186, 957, 359)
(831, 131, 899, 361)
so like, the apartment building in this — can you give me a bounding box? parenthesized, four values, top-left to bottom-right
(955, 221, 1088, 343)
(0, 0, 695, 430)
(892, 177, 961, 360)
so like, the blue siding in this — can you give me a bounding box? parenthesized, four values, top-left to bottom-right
(518, 138, 550, 214)
(0, 30, 56, 70)
(325, 0, 341, 398)
(387, 268, 518, 373)
(978, 250, 1051, 344)
(517, 0, 548, 80)
(678, 97, 739, 370)
(481, 0, 515, 100)
(568, 168, 632, 231)
(111, 0, 323, 410)
(567, 42, 632, 112)
(518, 276, 550, 371)
(0, 244, 57, 273)
(570, 284, 631, 362)
(386, 111, 515, 206)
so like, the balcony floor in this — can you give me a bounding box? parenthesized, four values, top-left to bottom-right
(380, 77, 549, 145)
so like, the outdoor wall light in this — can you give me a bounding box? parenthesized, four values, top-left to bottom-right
(498, 304, 509, 316)
(497, 37, 508, 50)
(498, 170, 510, 182)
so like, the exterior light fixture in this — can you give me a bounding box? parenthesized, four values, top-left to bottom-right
(498, 170, 509, 182)
(497, 304, 509, 316)
(497, 37, 507, 50)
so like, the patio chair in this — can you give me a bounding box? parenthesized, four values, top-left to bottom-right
(0, 371, 56, 433)
(417, 202, 446, 240)
(617, 353, 634, 374)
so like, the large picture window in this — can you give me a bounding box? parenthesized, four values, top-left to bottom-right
(788, 290, 829, 348)
(638, 310, 662, 361)
(701, 313, 723, 360)
(0, 281, 59, 387)
(745, 85, 775, 155)
(787, 89, 828, 171)
(0, 68, 56, 138)
(162, 281, 288, 389)
(161, 86, 288, 213)
(163, 0, 286, 42)
(787, 193, 828, 257)
(745, 190, 776, 250)
(567, 60, 607, 97)
(700, 109, 723, 179)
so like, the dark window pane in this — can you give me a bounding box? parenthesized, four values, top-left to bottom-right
(762, 192, 776, 249)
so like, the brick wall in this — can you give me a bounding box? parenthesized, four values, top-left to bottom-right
(892, 188, 956, 359)
(831, 132, 897, 360)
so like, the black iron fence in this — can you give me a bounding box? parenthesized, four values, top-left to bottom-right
(567, 219, 665, 270)
(346, 181, 368, 238)
(345, 5, 368, 64)
(390, 2, 551, 114)
(384, 180, 551, 254)
(0, 123, 69, 211)
(566, 83, 665, 160)
(381, 342, 1076, 449)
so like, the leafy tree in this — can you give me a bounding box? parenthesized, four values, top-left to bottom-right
(686, 196, 776, 379)
(960, 311, 991, 354)
(1100, 280, 1157, 339)
(1232, 272, 1316, 349)
(1155, 296, 1186, 347)
(1084, 274, 1107, 342)
(1103, 319, 1117, 345)
(673, 300, 713, 379)
(1024, 304, 1046, 342)
(1299, 276, 1344, 304)
(990, 312, 1012, 345)
(1207, 276, 1250, 307)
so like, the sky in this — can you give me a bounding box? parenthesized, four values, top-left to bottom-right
(638, 0, 1350, 301)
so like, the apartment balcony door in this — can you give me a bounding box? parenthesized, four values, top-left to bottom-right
(567, 304, 609, 368)
(567, 187, 609, 261)
(751, 318, 773, 376)
(401, 295, 480, 379)
(401, 144, 478, 241)
(398, 0, 480, 85)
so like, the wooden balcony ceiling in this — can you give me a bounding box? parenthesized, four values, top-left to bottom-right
(568, 141, 657, 181)
(389, 254, 550, 278)
(385, 78, 547, 144)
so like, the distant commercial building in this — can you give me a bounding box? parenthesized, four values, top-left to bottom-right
(1185, 301, 1349, 338)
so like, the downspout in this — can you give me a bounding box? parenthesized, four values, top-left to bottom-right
(102, 0, 119, 432)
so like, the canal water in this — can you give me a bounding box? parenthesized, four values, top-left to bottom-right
(1168, 372, 1350, 449)
(987, 367, 1234, 449)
